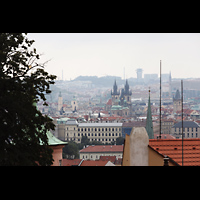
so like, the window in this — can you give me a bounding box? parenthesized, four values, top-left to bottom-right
(99, 133, 101, 136)
(85, 128, 87, 131)
(98, 128, 101, 131)
(112, 128, 114, 131)
(187, 133, 189, 137)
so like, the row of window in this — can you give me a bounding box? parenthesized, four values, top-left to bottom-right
(66, 127, 121, 132)
(82, 154, 121, 159)
(66, 133, 121, 137)
(66, 138, 117, 142)
(183, 132, 199, 138)
(174, 127, 198, 132)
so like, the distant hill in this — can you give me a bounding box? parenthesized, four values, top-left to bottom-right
(72, 75, 135, 87)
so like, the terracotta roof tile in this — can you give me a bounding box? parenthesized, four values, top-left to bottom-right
(149, 139, 200, 166)
(62, 159, 82, 166)
(80, 160, 109, 166)
(100, 156, 116, 163)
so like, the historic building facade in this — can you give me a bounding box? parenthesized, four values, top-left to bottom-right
(57, 118, 123, 144)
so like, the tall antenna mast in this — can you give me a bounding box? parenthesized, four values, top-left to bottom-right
(159, 60, 162, 139)
(181, 80, 184, 166)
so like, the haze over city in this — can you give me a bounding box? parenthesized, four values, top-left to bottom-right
(29, 33, 200, 80)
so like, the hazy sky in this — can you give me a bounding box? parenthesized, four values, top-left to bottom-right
(29, 33, 200, 80)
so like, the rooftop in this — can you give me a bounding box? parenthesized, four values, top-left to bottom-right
(79, 145, 123, 153)
(46, 130, 68, 146)
(80, 160, 112, 166)
(149, 139, 200, 166)
(78, 123, 123, 127)
(172, 121, 200, 128)
(62, 159, 82, 166)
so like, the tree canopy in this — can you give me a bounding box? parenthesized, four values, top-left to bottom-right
(0, 33, 56, 165)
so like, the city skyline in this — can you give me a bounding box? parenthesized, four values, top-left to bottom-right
(29, 33, 200, 80)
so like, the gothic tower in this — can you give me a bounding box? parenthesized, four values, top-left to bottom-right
(124, 79, 132, 104)
(111, 80, 120, 106)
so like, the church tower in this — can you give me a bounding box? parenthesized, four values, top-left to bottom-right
(146, 89, 154, 139)
(124, 79, 132, 104)
(173, 89, 182, 113)
(71, 96, 78, 112)
(111, 80, 120, 105)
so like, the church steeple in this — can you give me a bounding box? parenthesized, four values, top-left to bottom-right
(111, 79, 120, 95)
(146, 89, 154, 139)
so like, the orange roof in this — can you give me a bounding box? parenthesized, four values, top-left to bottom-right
(80, 160, 109, 166)
(100, 156, 116, 163)
(79, 145, 123, 153)
(62, 159, 82, 166)
(149, 139, 200, 166)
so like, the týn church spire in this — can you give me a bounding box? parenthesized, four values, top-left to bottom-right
(145, 89, 154, 139)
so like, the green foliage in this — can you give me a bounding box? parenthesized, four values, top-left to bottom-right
(0, 33, 57, 165)
(62, 141, 79, 159)
(116, 137, 125, 145)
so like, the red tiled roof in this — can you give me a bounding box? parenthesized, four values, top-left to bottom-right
(100, 156, 116, 163)
(149, 139, 200, 166)
(62, 159, 82, 166)
(79, 145, 123, 153)
(80, 160, 109, 166)
(106, 99, 112, 105)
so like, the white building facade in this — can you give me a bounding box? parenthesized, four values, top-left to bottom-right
(63, 119, 123, 144)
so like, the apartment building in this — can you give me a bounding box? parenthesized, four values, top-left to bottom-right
(57, 118, 123, 144)
(171, 121, 200, 139)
